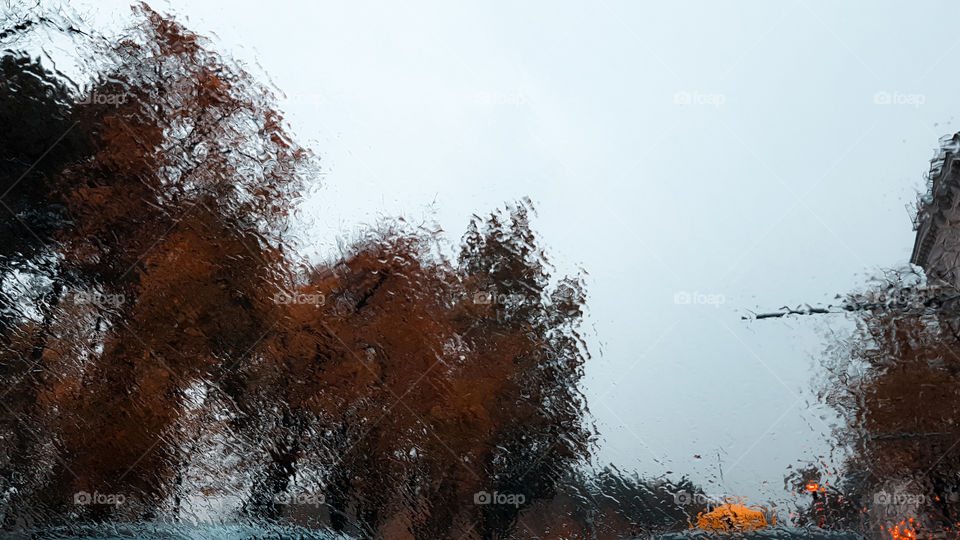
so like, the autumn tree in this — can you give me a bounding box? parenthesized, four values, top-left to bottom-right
(228, 205, 594, 539)
(0, 5, 596, 539)
(0, 2, 310, 527)
(802, 272, 960, 536)
(0, 49, 94, 529)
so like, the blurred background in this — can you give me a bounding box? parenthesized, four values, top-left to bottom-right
(14, 0, 960, 518)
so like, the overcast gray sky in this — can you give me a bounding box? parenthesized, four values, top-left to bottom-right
(54, 0, 960, 508)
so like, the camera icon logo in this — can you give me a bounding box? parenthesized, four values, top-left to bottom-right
(74, 491, 92, 505)
(474, 292, 494, 305)
(474, 491, 491, 505)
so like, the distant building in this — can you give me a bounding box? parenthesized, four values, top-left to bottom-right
(911, 133, 960, 285)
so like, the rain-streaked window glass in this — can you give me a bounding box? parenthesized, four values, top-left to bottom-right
(2, 1, 959, 539)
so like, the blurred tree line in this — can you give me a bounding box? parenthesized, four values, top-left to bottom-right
(788, 270, 960, 537)
(0, 5, 706, 538)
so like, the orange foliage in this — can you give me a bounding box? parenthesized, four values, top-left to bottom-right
(0, 6, 591, 538)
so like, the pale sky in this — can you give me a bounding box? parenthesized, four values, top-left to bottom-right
(25, 0, 960, 509)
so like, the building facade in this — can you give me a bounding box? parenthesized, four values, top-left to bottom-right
(911, 133, 960, 286)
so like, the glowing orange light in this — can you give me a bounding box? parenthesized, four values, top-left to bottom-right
(887, 520, 917, 540)
(696, 500, 768, 532)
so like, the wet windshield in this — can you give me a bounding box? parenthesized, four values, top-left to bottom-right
(1, 2, 958, 539)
